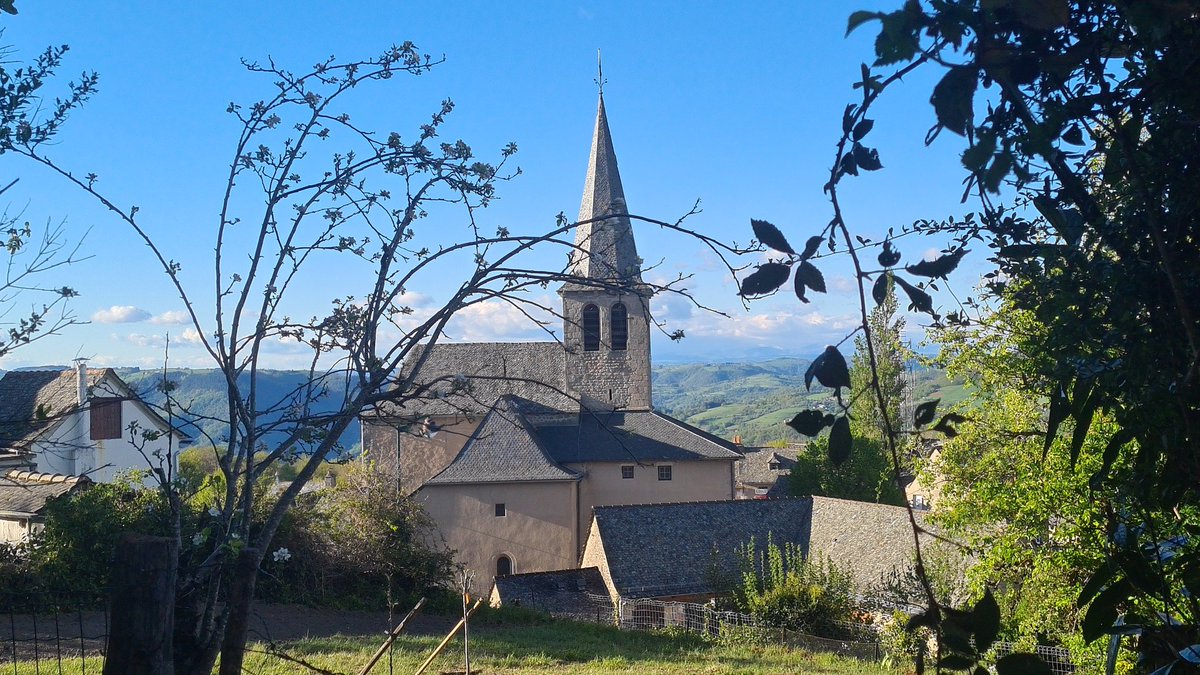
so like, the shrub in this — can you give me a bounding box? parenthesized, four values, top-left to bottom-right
(736, 537, 859, 637)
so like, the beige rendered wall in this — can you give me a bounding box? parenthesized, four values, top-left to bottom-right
(571, 460, 734, 556)
(419, 480, 579, 591)
(390, 417, 481, 495)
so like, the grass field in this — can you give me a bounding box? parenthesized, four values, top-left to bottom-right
(9, 615, 899, 674)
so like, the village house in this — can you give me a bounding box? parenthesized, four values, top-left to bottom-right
(0, 363, 190, 483)
(733, 445, 801, 499)
(0, 469, 90, 544)
(362, 93, 745, 585)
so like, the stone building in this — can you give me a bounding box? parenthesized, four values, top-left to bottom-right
(362, 94, 743, 586)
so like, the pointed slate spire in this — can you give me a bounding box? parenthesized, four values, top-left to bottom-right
(569, 94, 644, 286)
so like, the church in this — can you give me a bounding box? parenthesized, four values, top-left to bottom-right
(362, 93, 742, 586)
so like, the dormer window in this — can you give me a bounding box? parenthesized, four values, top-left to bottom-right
(610, 303, 628, 351)
(582, 304, 600, 351)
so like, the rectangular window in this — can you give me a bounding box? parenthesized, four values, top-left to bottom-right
(658, 465, 672, 481)
(621, 465, 635, 479)
(494, 503, 506, 517)
(90, 398, 122, 440)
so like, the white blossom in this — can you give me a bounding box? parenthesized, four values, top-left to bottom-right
(208, 506, 220, 517)
(272, 547, 292, 563)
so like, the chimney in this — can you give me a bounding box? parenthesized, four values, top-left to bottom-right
(323, 472, 336, 489)
(73, 359, 88, 405)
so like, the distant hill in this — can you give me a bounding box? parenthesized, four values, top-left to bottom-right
(109, 358, 964, 451)
(117, 368, 361, 451)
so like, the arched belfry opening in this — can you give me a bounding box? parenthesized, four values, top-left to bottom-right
(611, 303, 628, 351)
(583, 304, 601, 351)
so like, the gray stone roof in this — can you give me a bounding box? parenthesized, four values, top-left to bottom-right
(491, 566, 608, 612)
(375, 342, 574, 418)
(0, 369, 107, 448)
(425, 396, 580, 485)
(0, 469, 89, 517)
(534, 409, 742, 465)
(735, 446, 800, 497)
(589, 496, 931, 599)
(565, 94, 645, 288)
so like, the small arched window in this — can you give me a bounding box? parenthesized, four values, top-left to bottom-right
(582, 304, 600, 352)
(497, 555, 513, 577)
(610, 303, 628, 351)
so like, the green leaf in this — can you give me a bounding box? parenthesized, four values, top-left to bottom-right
(930, 66, 978, 136)
(894, 275, 935, 316)
(995, 653, 1054, 675)
(1044, 380, 1070, 459)
(751, 218, 795, 255)
(800, 235, 823, 261)
(905, 248, 968, 279)
(878, 239, 901, 267)
(846, 10, 884, 36)
(914, 399, 939, 427)
(1077, 563, 1116, 608)
(738, 263, 791, 297)
(786, 410, 833, 436)
(828, 415, 852, 466)
(973, 589, 1001, 655)
(852, 118, 874, 141)
(872, 272, 891, 306)
(796, 261, 826, 294)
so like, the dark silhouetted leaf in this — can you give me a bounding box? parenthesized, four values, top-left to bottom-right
(840, 151, 859, 177)
(842, 104, 857, 134)
(1082, 578, 1132, 642)
(973, 589, 1001, 655)
(1069, 382, 1097, 468)
(996, 653, 1053, 675)
(878, 239, 901, 267)
(906, 609, 939, 632)
(1044, 381, 1070, 458)
(813, 345, 851, 391)
(1077, 564, 1116, 608)
(751, 218, 795, 255)
(739, 263, 791, 297)
(852, 118, 874, 141)
(933, 412, 966, 438)
(800, 235, 822, 261)
(872, 272, 891, 306)
(906, 249, 968, 279)
(894, 275, 935, 316)
(931, 66, 978, 136)
(853, 143, 883, 171)
(787, 410, 834, 437)
(796, 261, 826, 294)
(846, 10, 883, 36)
(828, 416, 851, 466)
(1062, 125, 1084, 145)
(914, 399, 939, 428)
(1090, 428, 1134, 489)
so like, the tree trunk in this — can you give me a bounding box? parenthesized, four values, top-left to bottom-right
(104, 534, 178, 675)
(217, 547, 260, 675)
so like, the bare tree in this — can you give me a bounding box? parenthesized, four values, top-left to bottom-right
(9, 44, 741, 674)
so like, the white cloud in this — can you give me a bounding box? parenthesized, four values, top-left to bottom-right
(120, 332, 167, 349)
(446, 298, 558, 342)
(179, 328, 204, 344)
(92, 305, 150, 324)
(922, 247, 941, 261)
(148, 310, 190, 325)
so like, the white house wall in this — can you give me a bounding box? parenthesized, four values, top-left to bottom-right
(33, 394, 181, 483)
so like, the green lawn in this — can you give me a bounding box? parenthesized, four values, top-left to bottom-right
(11, 617, 898, 674)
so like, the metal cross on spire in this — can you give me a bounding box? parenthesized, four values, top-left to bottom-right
(595, 49, 607, 96)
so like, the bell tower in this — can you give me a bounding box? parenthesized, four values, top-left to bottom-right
(560, 93, 653, 412)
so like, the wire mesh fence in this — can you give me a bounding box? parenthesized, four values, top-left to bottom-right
(0, 589, 108, 673)
(993, 641, 1079, 675)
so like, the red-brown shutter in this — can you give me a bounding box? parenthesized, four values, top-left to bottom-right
(90, 399, 123, 440)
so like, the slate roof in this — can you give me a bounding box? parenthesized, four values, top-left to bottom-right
(375, 342, 574, 418)
(491, 567, 608, 610)
(588, 496, 931, 599)
(0, 369, 107, 448)
(0, 469, 89, 517)
(534, 409, 742, 465)
(425, 396, 580, 485)
(735, 446, 800, 497)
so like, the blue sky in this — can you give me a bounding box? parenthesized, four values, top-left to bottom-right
(0, 1, 980, 369)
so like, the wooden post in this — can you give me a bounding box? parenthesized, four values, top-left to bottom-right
(104, 534, 178, 675)
(355, 597, 426, 675)
(413, 599, 483, 675)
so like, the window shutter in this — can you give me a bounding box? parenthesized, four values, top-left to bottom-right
(90, 399, 123, 440)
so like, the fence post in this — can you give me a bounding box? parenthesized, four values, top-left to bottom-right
(103, 534, 177, 675)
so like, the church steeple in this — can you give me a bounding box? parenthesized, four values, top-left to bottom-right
(569, 94, 644, 286)
(560, 91, 653, 412)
